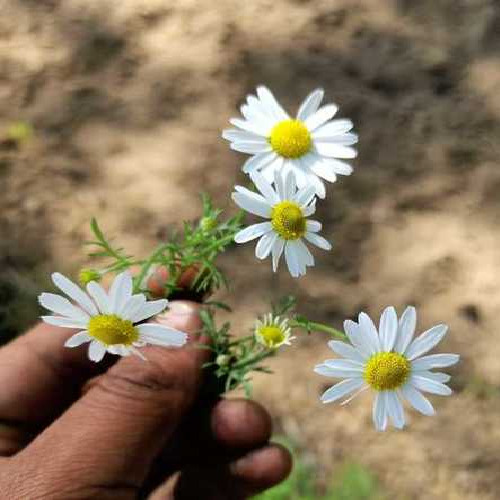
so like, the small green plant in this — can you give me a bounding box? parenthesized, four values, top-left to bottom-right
(255, 439, 384, 500)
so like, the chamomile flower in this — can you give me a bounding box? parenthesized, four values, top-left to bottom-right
(255, 314, 295, 349)
(314, 306, 459, 431)
(232, 169, 332, 278)
(222, 86, 357, 198)
(38, 271, 187, 362)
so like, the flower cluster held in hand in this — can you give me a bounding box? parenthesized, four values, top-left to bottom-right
(33, 84, 459, 434)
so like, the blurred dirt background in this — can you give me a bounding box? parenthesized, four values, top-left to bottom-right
(1, 0, 500, 498)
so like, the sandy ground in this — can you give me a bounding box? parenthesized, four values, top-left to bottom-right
(1, 1, 500, 498)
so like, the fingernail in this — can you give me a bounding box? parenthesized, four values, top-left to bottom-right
(157, 301, 199, 321)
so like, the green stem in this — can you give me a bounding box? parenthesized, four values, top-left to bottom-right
(199, 233, 237, 255)
(289, 320, 346, 339)
(231, 349, 274, 370)
(133, 243, 171, 293)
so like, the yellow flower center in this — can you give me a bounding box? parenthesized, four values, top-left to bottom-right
(258, 325, 285, 348)
(271, 201, 306, 240)
(269, 119, 311, 158)
(87, 314, 139, 346)
(364, 352, 410, 391)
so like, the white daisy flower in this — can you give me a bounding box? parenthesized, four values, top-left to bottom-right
(38, 271, 188, 362)
(222, 86, 357, 198)
(255, 314, 295, 349)
(232, 169, 332, 278)
(314, 306, 459, 431)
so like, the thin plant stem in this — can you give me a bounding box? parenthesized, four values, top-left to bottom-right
(289, 320, 346, 339)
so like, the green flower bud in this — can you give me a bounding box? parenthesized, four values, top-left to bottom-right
(79, 268, 101, 286)
(216, 354, 231, 367)
(200, 216, 218, 232)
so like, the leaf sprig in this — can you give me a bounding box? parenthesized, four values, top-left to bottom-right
(85, 195, 244, 298)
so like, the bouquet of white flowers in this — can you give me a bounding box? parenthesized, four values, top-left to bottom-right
(38, 86, 459, 432)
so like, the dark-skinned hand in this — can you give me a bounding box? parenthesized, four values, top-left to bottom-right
(0, 300, 292, 499)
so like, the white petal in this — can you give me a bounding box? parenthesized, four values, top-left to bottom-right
(400, 384, 435, 416)
(256, 86, 289, 121)
(327, 340, 366, 363)
(316, 157, 354, 176)
(51, 273, 98, 316)
(373, 392, 388, 431)
(358, 312, 381, 354)
(313, 132, 358, 146)
(314, 143, 357, 159)
(302, 200, 317, 217)
(314, 363, 364, 379)
(232, 188, 272, 218)
(255, 232, 277, 259)
(321, 358, 364, 371)
(131, 299, 169, 323)
(394, 306, 416, 354)
(109, 271, 133, 315)
(379, 306, 398, 351)
(261, 164, 276, 183)
(306, 220, 322, 233)
(250, 172, 279, 204)
(309, 160, 338, 183)
(304, 231, 332, 250)
(305, 104, 338, 131)
(229, 117, 272, 136)
(411, 354, 459, 370)
(107, 344, 131, 356)
(297, 88, 324, 121)
(293, 184, 316, 207)
(284, 242, 301, 278)
(234, 223, 273, 243)
(288, 240, 308, 275)
(294, 239, 314, 268)
(64, 331, 91, 348)
(405, 324, 448, 360)
(386, 391, 405, 429)
(38, 293, 90, 322)
(41, 316, 89, 329)
(414, 370, 451, 383)
(343, 320, 372, 358)
(273, 167, 287, 200)
(138, 324, 188, 347)
(222, 129, 261, 142)
(242, 152, 277, 174)
(306, 171, 326, 198)
(88, 341, 106, 362)
(283, 167, 297, 199)
(121, 294, 147, 321)
(86, 282, 111, 314)
(320, 378, 365, 403)
(246, 94, 275, 119)
(312, 119, 354, 138)
(230, 141, 272, 154)
(272, 238, 285, 272)
(410, 375, 452, 396)
(291, 160, 309, 189)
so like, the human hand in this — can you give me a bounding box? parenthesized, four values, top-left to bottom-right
(0, 301, 292, 499)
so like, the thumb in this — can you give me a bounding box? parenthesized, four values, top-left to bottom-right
(7, 301, 208, 499)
